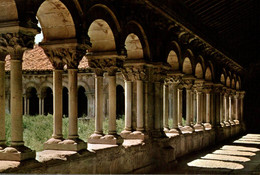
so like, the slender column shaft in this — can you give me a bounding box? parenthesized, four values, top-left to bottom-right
(193, 91, 197, 123)
(215, 92, 220, 126)
(95, 75, 103, 134)
(177, 88, 183, 126)
(136, 80, 144, 131)
(68, 69, 79, 139)
(108, 75, 117, 135)
(202, 93, 206, 123)
(154, 82, 162, 131)
(26, 98, 29, 115)
(206, 92, 211, 123)
(185, 89, 192, 126)
(39, 97, 42, 115)
(172, 84, 178, 129)
(219, 93, 224, 123)
(52, 70, 63, 139)
(163, 84, 169, 129)
(196, 91, 202, 124)
(23, 96, 27, 115)
(0, 61, 5, 144)
(42, 98, 44, 115)
(224, 94, 229, 122)
(10, 60, 24, 146)
(235, 95, 239, 121)
(124, 81, 132, 131)
(240, 96, 244, 121)
(229, 95, 232, 122)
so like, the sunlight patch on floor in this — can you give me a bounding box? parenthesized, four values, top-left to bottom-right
(201, 153, 250, 162)
(221, 145, 260, 152)
(187, 159, 244, 170)
(213, 149, 255, 156)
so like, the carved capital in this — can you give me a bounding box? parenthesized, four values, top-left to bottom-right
(122, 65, 147, 81)
(0, 48, 8, 61)
(0, 31, 35, 60)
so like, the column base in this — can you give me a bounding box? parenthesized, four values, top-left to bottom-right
(121, 130, 148, 140)
(88, 134, 123, 145)
(220, 122, 225, 127)
(0, 145, 35, 161)
(44, 138, 87, 151)
(163, 127, 170, 132)
(234, 120, 240, 125)
(181, 126, 194, 134)
(224, 121, 231, 127)
(169, 128, 181, 134)
(229, 120, 236, 125)
(194, 124, 205, 132)
(203, 123, 212, 130)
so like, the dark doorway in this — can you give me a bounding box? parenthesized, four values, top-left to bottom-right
(78, 86, 88, 118)
(116, 85, 125, 119)
(43, 87, 53, 115)
(28, 87, 39, 115)
(182, 88, 186, 123)
(63, 87, 68, 117)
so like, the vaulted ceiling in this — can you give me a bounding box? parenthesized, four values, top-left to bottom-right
(151, 0, 260, 68)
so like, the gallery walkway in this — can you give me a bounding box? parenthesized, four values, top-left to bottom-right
(156, 133, 260, 174)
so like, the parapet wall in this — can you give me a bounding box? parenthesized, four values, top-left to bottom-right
(2, 125, 242, 174)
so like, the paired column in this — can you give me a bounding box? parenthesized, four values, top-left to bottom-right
(170, 82, 181, 133)
(223, 90, 230, 126)
(163, 83, 169, 131)
(177, 87, 183, 127)
(136, 79, 144, 131)
(68, 69, 79, 139)
(228, 92, 235, 125)
(219, 91, 224, 126)
(108, 71, 117, 135)
(184, 86, 194, 132)
(123, 80, 132, 132)
(194, 87, 204, 131)
(52, 69, 63, 139)
(23, 94, 27, 115)
(204, 87, 212, 129)
(0, 60, 6, 145)
(10, 59, 24, 146)
(94, 72, 104, 135)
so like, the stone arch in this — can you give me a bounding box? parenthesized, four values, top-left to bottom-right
(231, 78, 236, 89)
(205, 67, 212, 81)
(78, 86, 88, 118)
(86, 4, 121, 52)
(167, 50, 179, 71)
(39, 81, 53, 94)
(195, 63, 203, 79)
(88, 19, 116, 52)
(24, 81, 38, 95)
(36, 0, 76, 41)
(207, 61, 215, 81)
(116, 77, 125, 90)
(41, 86, 53, 115)
(124, 21, 150, 60)
(183, 57, 193, 75)
(0, 0, 18, 22)
(226, 76, 231, 87)
(25, 87, 39, 116)
(197, 55, 205, 71)
(236, 81, 240, 90)
(116, 85, 125, 119)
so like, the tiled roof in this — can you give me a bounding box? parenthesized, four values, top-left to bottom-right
(5, 45, 89, 71)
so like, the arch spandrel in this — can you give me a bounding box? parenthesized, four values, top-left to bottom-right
(37, 0, 76, 41)
(125, 33, 144, 59)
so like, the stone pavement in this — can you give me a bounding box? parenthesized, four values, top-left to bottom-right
(155, 134, 260, 174)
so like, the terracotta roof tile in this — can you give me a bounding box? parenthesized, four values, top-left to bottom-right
(5, 45, 89, 71)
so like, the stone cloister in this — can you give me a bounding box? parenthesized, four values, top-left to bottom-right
(0, 0, 246, 173)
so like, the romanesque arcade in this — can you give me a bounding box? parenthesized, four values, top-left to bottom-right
(0, 0, 245, 173)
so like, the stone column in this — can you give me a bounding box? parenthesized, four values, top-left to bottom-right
(184, 86, 194, 132)
(214, 85, 221, 127)
(204, 87, 212, 129)
(192, 90, 197, 124)
(68, 69, 79, 139)
(170, 82, 181, 133)
(123, 80, 132, 132)
(136, 79, 144, 132)
(240, 92, 245, 122)
(0, 60, 6, 145)
(94, 72, 104, 135)
(219, 91, 224, 126)
(163, 83, 169, 131)
(229, 93, 235, 125)
(10, 59, 24, 146)
(154, 81, 163, 132)
(38, 94, 42, 115)
(194, 88, 204, 131)
(52, 69, 63, 139)
(223, 90, 230, 126)
(177, 87, 183, 127)
(234, 92, 239, 124)
(108, 71, 117, 135)
(23, 95, 27, 115)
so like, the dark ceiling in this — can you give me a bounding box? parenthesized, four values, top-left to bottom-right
(153, 0, 260, 68)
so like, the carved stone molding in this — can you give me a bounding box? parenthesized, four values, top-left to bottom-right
(40, 43, 88, 70)
(0, 31, 35, 60)
(122, 65, 147, 82)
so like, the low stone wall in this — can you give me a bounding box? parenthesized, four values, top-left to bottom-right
(1, 125, 243, 174)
